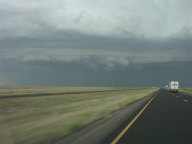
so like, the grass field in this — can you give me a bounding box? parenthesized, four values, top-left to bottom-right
(0, 87, 119, 96)
(0, 87, 157, 144)
(180, 88, 192, 94)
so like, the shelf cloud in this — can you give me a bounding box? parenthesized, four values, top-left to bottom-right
(0, 0, 191, 86)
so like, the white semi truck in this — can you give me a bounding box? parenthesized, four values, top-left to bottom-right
(168, 81, 179, 93)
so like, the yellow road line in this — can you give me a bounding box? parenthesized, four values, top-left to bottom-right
(111, 92, 158, 144)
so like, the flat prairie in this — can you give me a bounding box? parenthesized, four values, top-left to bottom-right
(0, 87, 157, 144)
(180, 88, 192, 94)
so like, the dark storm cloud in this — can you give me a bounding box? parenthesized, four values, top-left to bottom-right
(0, 31, 191, 66)
(0, 0, 192, 86)
(0, 60, 191, 86)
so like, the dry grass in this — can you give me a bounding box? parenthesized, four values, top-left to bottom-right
(180, 88, 192, 94)
(0, 87, 157, 144)
(0, 87, 118, 96)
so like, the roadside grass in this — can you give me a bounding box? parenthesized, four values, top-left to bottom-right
(180, 88, 192, 94)
(0, 87, 157, 144)
(70, 123, 83, 132)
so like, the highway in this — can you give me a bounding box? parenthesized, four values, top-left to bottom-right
(100, 89, 192, 144)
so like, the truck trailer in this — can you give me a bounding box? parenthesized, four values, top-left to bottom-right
(168, 81, 179, 93)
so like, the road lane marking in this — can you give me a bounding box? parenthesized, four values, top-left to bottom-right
(111, 92, 158, 144)
(184, 99, 188, 102)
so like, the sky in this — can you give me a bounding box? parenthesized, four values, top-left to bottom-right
(0, 0, 192, 87)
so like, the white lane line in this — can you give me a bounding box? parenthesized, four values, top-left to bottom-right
(184, 99, 188, 102)
(176, 96, 179, 98)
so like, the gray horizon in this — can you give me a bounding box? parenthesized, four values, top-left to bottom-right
(0, 0, 191, 87)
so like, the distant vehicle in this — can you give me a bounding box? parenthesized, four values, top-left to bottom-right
(168, 81, 179, 93)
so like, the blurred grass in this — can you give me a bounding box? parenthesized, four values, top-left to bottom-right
(180, 88, 192, 94)
(0, 87, 121, 96)
(0, 87, 157, 144)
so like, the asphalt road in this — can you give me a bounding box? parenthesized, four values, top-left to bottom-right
(101, 89, 192, 144)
